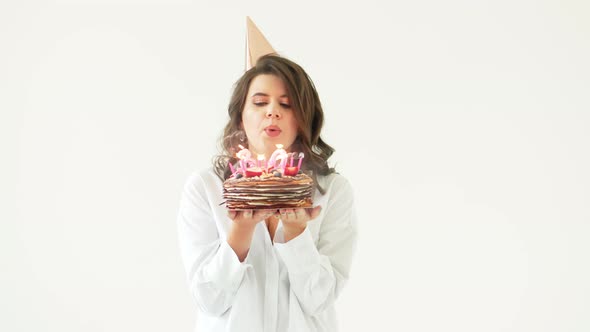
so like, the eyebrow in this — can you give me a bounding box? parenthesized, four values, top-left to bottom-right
(251, 92, 289, 98)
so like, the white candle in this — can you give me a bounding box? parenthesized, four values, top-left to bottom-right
(297, 152, 304, 169)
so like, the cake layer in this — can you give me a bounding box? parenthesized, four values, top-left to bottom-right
(223, 173, 313, 210)
(225, 198, 313, 210)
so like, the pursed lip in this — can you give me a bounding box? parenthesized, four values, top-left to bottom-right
(264, 125, 282, 136)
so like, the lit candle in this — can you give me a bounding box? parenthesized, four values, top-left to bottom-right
(268, 144, 287, 170)
(257, 154, 264, 168)
(228, 161, 236, 174)
(289, 153, 294, 167)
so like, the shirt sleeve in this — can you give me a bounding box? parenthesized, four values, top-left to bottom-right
(176, 171, 251, 317)
(274, 175, 358, 316)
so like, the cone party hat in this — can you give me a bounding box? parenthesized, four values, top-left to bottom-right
(245, 17, 277, 70)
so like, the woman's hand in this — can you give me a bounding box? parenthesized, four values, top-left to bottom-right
(278, 206, 322, 242)
(227, 209, 275, 261)
(227, 209, 276, 229)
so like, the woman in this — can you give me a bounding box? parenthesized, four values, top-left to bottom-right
(177, 54, 358, 331)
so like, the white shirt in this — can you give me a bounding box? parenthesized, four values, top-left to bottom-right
(176, 168, 358, 332)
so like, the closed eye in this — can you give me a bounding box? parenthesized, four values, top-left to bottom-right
(253, 102, 290, 109)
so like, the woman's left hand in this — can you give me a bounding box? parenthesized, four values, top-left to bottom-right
(277, 206, 322, 241)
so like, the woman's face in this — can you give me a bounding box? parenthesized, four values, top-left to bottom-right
(241, 74, 299, 158)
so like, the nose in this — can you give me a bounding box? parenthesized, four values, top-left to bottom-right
(266, 105, 282, 119)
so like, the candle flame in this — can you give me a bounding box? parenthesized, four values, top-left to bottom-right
(257, 154, 264, 160)
(275, 144, 283, 149)
(238, 144, 245, 150)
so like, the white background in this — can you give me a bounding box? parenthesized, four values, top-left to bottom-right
(2, 1, 589, 331)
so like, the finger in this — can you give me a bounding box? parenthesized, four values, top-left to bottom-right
(295, 208, 306, 220)
(227, 210, 237, 220)
(286, 209, 296, 221)
(243, 210, 253, 219)
(309, 205, 322, 220)
(254, 209, 275, 220)
(280, 209, 294, 222)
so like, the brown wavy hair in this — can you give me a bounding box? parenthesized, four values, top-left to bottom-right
(213, 54, 335, 194)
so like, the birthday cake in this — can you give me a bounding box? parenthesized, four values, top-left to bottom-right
(222, 145, 313, 210)
(223, 170, 313, 210)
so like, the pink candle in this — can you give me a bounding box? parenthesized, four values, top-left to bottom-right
(257, 154, 264, 169)
(268, 144, 287, 170)
(290, 154, 294, 167)
(236, 145, 252, 173)
(280, 156, 287, 171)
(297, 152, 304, 169)
(229, 162, 236, 174)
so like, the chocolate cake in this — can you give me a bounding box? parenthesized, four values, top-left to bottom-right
(223, 171, 313, 210)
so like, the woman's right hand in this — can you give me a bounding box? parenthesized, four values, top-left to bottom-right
(227, 209, 275, 261)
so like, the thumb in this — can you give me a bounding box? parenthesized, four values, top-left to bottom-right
(309, 205, 322, 220)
